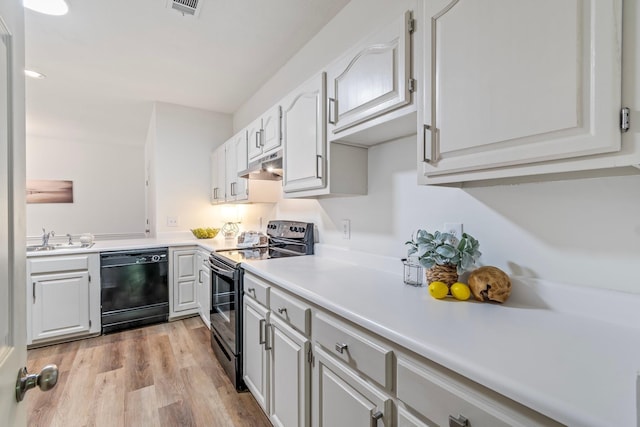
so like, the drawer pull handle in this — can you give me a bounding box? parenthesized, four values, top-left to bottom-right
(259, 319, 266, 345)
(265, 324, 272, 351)
(328, 97, 337, 124)
(277, 307, 287, 315)
(449, 414, 469, 427)
(371, 410, 383, 426)
(335, 343, 348, 354)
(247, 287, 255, 294)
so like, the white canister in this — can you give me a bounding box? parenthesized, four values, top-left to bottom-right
(79, 233, 94, 245)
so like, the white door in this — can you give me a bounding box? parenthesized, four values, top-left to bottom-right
(314, 347, 391, 427)
(210, 149, 224, 203)
(261, 105, 282, 154)
(327, 10, 412, 135)
(247, 117, 264, 161)
(225, 139, 237, 202)
(269, 316, 310, 427)
(0, 11, 27, 426)
(243, 297, 269, 411)
(233, 131, 248, 201)
(172, 249, 198, 313)
(31, 271, 91, 342)
(200, 262, 210, 328)
(282, 72, 326, 194)
(420, 0, 623, 177)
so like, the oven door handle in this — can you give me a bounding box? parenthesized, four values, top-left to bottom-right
(208, 261, 236, 280)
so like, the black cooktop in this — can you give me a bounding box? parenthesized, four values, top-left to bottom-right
(215, 246, 307, 265)
(210, 220, 314, 267)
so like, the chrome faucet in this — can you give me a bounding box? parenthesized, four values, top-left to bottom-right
(41, 228, 55, 247)
(66, 233, 73, 245)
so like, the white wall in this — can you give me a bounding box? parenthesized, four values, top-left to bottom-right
(150, 102, 232, 234)
(26, 137, 145, 237)
(232, 0, 640, 292)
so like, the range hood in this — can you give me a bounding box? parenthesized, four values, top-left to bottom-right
(239, 150, 283, 181)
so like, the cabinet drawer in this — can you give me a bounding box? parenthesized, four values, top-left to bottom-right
(29, 255, 90, 274)
(314, 312, 393, 390)
(397, 357, 563, 427)
(270, 287, 311, 336)
(244, 273, 270, 307)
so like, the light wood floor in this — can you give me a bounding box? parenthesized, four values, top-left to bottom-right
(26, 317, 272, 427)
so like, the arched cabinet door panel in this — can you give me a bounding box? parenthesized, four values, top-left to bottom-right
(419, 0, 623, 180)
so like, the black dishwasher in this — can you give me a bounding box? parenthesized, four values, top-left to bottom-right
(100, 248, 169, 333)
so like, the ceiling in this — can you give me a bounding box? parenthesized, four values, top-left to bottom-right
(24, 0, 350, 146)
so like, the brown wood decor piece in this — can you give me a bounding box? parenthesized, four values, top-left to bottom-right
(426, 264, 458, 286)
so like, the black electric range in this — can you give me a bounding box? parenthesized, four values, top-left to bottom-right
(207, 220, 314, 391)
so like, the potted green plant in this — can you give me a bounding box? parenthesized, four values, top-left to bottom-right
(406, 230, 481, 286)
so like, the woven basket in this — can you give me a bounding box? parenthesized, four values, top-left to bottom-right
(426, 264, 458, 286)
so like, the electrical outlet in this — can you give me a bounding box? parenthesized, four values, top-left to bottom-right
(167, 216, 179, 227)
(444, 223, 463, 239)
(341, 219, 351, 240)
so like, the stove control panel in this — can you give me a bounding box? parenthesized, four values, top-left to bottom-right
(267, 220, 313, 240)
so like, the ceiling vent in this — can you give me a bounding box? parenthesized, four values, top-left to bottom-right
(166, 0, 203, 17)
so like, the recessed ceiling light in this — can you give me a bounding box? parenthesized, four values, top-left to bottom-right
(23, 0, 69, 16)
(24, 69, 46, 79)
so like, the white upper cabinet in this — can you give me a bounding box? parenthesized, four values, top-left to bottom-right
(327, 10, 415, 144)
(225, 131, 249, 202)
(282, 72, 327, 194)
(248, 106, 282, 161)
(212, 131, 280, 205)
(211, 146, 226, 204)
(419, 0, 624, 183)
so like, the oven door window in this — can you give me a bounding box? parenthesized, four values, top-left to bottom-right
(210, 270, 236, 353)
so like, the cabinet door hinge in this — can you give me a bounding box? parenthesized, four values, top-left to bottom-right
(88, 274, 91, 283)
(407, 12, 415, 34)
(89, 320, 92, 328)
(307, 348, 314, 365)
(408, 78, 416, 93)
(621, 107, 630, 132)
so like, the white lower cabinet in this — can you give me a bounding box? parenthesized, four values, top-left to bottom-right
(170, 247, 199, 317)
(242, 271, 565, 427)
(196, 249, 211, 328)
(269, 314, 310, 427)
(244, 295, 270, 411)
(396, 355, 562, 427)
(31, 271, 90, 342)
(27, 254, 100, 346)
(314, 345, 392, 427)
(244, 273, 312, 427)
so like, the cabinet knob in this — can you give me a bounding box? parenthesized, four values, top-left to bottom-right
(335, 343, 348, 354)
(277, 307, 287, 315)
(449, 414, 469, 427)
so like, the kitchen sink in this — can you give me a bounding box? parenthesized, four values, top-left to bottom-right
(26, 245, 56, 252)
(26, 243, 95, 252)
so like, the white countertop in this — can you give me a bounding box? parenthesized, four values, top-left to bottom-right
(241, 252, 640, 427)
(25, 236, 238, 256)
(26, 237, 640, 424)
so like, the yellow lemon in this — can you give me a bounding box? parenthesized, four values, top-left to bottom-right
(428, 281, 449, 299)
(450, 282, 471, 301)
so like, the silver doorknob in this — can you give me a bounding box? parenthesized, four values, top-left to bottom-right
(15, 364, 59, 402)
